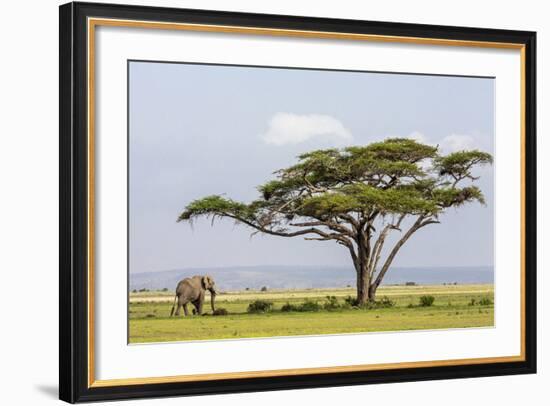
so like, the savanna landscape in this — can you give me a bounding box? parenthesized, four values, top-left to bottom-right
(129, 62, 495, 344)
(129, 283, 494, 343)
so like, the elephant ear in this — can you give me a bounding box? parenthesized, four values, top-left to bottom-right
(201, 276, 210, 290)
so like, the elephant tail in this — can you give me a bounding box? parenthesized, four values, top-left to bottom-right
(170, 295, 177, 317)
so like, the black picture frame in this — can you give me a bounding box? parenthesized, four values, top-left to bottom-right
(60, 1, 537, 403)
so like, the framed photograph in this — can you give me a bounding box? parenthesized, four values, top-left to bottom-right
(59, 2, 536, 403)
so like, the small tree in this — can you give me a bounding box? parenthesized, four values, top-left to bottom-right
(178, 139, 491, 305)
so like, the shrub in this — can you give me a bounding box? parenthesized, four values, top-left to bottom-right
(344, 296, 358, 306)
(478, 297, 493, 306)
(139, 288, 149, 292)
(247, 300, 273, 313)
(407, 303, 415, 308)
(323, 296, 340, 311)
(299, 299, 321, 312)
(161, 287, 168, 292)
(361, 296, 395, 309)
(260, 286, 268, 292)
(281, 302, 299, 312)
(341, 295, 395, 309)
(377, 296, 395, 308)
(212, 308, 228, 316)
(419, 295, 435, 307)
(132, 289, 137, 293)
(468, 298, 477, 306)
(145, 314, 155, 318)
(405, 281, 416, 286)
(281, 300, 322, 312)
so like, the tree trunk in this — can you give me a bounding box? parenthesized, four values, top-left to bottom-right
(356, 264, 380, 304)
(356, 264, 369, 305)
(368, 283, 378, 302)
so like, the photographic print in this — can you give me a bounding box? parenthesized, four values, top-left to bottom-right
(60, 3, 535, 401)
(128, 62, 495, 344)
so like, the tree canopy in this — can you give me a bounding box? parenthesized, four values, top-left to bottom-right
(178, 138, 492, 304)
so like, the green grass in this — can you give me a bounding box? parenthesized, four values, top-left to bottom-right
(129, 284, 494, 343)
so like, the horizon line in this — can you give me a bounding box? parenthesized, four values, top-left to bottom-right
(131, 264, 494, 275)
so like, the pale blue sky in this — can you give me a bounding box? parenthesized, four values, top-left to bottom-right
(129, 61, 494, 274)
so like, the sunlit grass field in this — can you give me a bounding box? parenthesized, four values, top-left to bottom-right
(129, 284, 494, 343)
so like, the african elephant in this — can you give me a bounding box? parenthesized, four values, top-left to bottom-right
(170, 275, 217, 316)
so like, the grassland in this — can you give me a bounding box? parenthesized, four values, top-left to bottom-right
(129, 284, 494, 343)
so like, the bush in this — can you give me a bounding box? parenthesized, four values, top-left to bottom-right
(299, 299, 321, 312)
(405, 281, 416, 286)
(247, 300, 273, 313)
(281, 300, 321, 312)
(323, 296, 341, 311)
(419, 295, 435, 307)
(161, 287, 168, 292)
(260, 286, 268, 292)
(342, 295, 395, 309)
(212, 308, 229, 316)
(468, 298, 477, 306)
(281, 302, 299, 312)
(361, 296, 395, 309)
(344, 296, 358, 307)
(478, 297, 493, 306)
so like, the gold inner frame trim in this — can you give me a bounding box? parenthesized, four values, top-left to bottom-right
(87, 17, 527, 388)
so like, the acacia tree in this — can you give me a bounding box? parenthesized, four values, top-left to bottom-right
(178, 138, 492, 304)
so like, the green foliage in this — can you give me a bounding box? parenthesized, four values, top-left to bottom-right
(344, 296, 357, 306)
(280, 300, 322, 312)
(323, 296, 341, 311)
(247, 300, 273, 313)
(478, 297, 493, 306)
(419, 295, 435, 307)
(360, 296, 396, 309)
(298, 299, 322, 312)
(178, 139, 492, 228)
(434, 150, 493, 181)
(432, 186, 486, 207)
(470, 297, 493, 306)
(280, 302, 299, 312)
(342, 295, 395, 309)
(178, 195, 256, 222)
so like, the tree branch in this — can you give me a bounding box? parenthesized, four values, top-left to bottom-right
(371, 215, 425, 290)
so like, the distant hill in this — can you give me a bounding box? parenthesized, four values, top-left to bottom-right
(129, 265, 493, 291)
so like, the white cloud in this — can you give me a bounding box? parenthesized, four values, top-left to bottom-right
(407, 132, 478, 154)
(407, 131, 430, 144)
(261, 112, 353, 146)
(439, 134, 476, 153)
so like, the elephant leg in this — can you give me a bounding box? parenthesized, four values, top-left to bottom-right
(183, 303, 189, 316)
(174, 302, 181, 316)
(191, 300, 200, 315)
(197, 292, 206, 315)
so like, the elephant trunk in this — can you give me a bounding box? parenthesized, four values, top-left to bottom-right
(210, 291, 216, 312)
